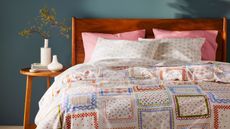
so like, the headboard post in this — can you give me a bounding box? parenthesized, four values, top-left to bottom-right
(72, 17, 76, 65)
(223, 16, 228, 62)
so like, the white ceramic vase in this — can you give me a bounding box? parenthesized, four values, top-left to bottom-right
(48, 55, 63, 72)
(40, 39, 51, 66)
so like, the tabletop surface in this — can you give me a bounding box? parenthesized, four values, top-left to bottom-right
(20, 68, 66, 77)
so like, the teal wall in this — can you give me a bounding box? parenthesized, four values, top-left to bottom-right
(0, 0, 230, 125)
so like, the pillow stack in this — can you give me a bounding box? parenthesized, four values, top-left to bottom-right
(81, 28, 218, 63)
(153, 29, 218, 61)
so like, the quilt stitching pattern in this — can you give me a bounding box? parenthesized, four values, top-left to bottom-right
(99, 88, 132, 96)
(64, 93, 97, 112)
(198, 82, 230, 91)
(65, 112, 98, 129)
(174, 95, 210, 120)
(97, 79, 130, 87)
(104, 97, 135, 123)
(214, 105, 230, 129)
(208, 92, 230, 104)
(176, 123, 210, 129)
(168, 85, 202, 94)
(163, 81, 196, 87)
(129, 78, 160, 86)
(100, 69, 129, 80)
(133, 85, 165, 92)
(136, 90, 171, 107)
(138, 107, 173, 129)
(106, 127, 136, 129)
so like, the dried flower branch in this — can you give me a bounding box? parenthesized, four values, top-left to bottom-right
(18, 6, 71, 40)
(18, 26, 50, 39)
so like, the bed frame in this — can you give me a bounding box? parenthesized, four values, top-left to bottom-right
(72, 17, 227, 65)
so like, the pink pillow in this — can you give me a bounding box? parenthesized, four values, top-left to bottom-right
(153, 29, 218, 61)
(82, 30, 145, 62)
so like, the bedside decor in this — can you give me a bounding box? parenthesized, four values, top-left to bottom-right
(41, 39, 51, 65)
(18, 6, 71, 69)
(20, 67, 66, 129)
(48, 55, 63, 71)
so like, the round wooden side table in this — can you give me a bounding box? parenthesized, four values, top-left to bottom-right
(20, 68, 65, 129)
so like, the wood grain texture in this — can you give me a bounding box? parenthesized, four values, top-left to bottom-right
(20, 68, 65, 77)
(72, 17, 228, 65)
(23, 76, 32, 129)
(223, 17, 228, 62)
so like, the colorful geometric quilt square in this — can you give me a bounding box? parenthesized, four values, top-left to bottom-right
(65, 112, 98, 129)
(198, 82, 230, 91)
(163, 81, 196, 87)
(174, 95, 210, 119)
(130, 79, 160, 86)
(104, 97, 135, 123)
(133, 85, 165, 92)
(99, 87, 132, 96)
(100, 68, 129, 80)
(138, 107, 173, 129)
(176, 123, 210, 129)
(136, 90, 171, 107)
(97, 79, 130, 87)
(64, 93, 96, 112)
(214, 105, 230, 129)
(208, 92, 230, 104)
(168, 85, 202, 94)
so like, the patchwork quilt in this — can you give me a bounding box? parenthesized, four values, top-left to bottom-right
(35, 59, 230, 129)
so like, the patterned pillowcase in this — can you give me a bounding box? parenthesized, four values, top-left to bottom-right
(156, 38, 205, 62)
(152, 29, 218, 61)
(89, 38, 159, 62)
(82, 29, 145, 62)
(139, 38, 205, 62)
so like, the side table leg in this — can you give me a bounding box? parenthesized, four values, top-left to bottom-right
(23, 76, 32, 129)
(47, 77, 51, 89)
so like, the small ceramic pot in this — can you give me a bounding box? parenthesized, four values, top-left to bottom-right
(48, 55, 63, 72)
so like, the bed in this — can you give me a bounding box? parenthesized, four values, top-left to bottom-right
(34, 17, 230, 129)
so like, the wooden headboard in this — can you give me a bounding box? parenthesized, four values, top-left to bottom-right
(72, 17, 227, 65)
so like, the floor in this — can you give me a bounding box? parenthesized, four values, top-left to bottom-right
(0, 126, 23, 129)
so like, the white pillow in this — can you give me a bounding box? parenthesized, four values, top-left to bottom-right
(89, 38, 159, 62)
(139, 38, 205, 62)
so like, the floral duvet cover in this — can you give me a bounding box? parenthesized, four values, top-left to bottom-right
(35, 59, 230, 129)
